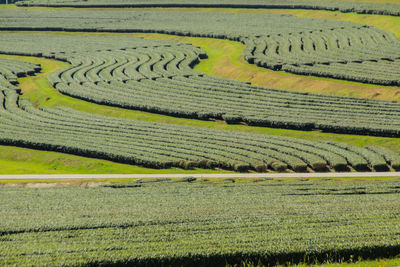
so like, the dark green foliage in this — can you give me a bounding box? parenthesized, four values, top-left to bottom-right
(181, 177, 196, 182)
(15, 0, 400, 17)
(103, 183, 142, 188)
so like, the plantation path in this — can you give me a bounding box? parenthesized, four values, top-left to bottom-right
(1, 172, 400, 180)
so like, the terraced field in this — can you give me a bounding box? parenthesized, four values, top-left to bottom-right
(2, 33, 400, 138)
(1, 8, 400, 86)
(16, 0, 400, 16)
(5, 57, 400, 172)
(243, 26, 400, 85)
(0, 4, 400, 173)
(1, 1, 400, 266)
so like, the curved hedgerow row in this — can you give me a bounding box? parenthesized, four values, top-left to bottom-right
(15, 0, 400, 17)
(242, 26, 400, 86)
(2, 90, 399, 173)
(2, 33, 400, 137)
(1, 10, 399, 86)
(47, 45, 205, 85)
(1, 58, 400, 173)
(44, 42, 400, 138)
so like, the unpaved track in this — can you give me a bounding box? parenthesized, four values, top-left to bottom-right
(1, 172, 400, 180)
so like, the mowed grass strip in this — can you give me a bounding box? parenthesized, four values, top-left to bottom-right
(0, 145, 231, 175)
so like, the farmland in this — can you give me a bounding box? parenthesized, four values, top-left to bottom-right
(14, 0, 400, 16)
(1, 33, 399, 136)
(3, 57, 400, 172)
(1, 34, 400, 172)
(0, 5, 399, 171)
(1, 0, 400, 265)
(1, 8, 400, 86)
(1, 178, 400, 266)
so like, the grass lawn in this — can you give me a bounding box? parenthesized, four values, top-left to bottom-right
(0, 146, 231, 175)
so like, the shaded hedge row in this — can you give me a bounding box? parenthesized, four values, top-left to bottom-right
(15, 0, 400, 17)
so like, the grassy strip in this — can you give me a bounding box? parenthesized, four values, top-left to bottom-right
(0, 146, 230, 175)
(316, 257, 400, 267)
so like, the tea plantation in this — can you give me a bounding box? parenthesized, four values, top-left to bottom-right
(0, 0, 400, 265)
(1, 179, 400, 266)
(1, 8, 400, 86)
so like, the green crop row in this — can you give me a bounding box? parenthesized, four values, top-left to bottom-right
(2, 57, 400, 172)
(33, 34, 400, 137)
(1, 179, 400, 265)
(1, 33, 400, 137)
(242, 26, 400, 86)
(0, 8, 398, 86)
(15, 0, 400, 16)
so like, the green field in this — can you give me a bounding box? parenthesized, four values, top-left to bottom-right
(1, 178, 400, 266)
(0, 6, 399, 173)
(1, 2, 400, 264)
(1, 45, 400, 173)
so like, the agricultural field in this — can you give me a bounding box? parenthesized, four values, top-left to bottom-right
(1, 178, 400, 266)
(1, 0, 400, 265)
